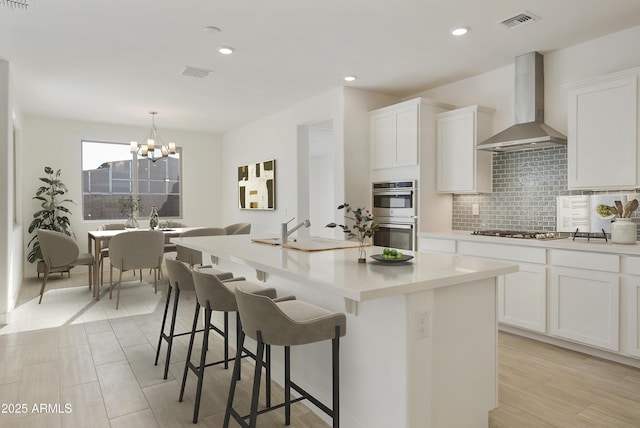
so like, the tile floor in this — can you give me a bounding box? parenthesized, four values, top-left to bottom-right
(0, 271, 329, 427)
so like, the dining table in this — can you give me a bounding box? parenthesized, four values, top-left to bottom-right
(87, 227, 193, 300)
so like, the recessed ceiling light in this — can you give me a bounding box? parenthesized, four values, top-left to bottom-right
(450, 26, 469, 36)
(344, 76, 357, 82)
(218, 46, 234, 55)
(204, 26, 221, 34)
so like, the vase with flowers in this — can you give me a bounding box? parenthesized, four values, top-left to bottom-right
(326, 203, 379, 263)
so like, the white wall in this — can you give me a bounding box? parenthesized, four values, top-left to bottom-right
(308, 126, 335, 238)
(221, 87, 398, 238)
(0, 60, 23, 323)
(22, 116, 223, 274)
(413, 25, 640, 138)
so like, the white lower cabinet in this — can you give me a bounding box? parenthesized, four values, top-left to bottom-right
(550, 266, 620, 351)
(625, 256, 640, 358)
(626, 279, 640, 358)
(419, 234, 640, 362)
(498, 263, 546, 333)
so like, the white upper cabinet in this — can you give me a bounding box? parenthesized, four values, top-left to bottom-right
(566, 69, 639, 190)
(370, 101, 419, 169)
(436, 105, 494, 193)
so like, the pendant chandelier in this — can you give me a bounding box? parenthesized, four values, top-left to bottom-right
(130, 111, 176, 163)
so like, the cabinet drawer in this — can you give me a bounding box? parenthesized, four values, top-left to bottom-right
(419, 238, 456, 254)
(627, 256, 640, 275)
(551, 250, 619, 272)
(458, 241, 545, 264)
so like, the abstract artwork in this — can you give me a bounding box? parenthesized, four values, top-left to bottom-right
(238, 159, 275, 209)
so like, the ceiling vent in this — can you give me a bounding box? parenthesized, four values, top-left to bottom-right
(499, 11, 540, 29)
(182, 66, 212, 78)
(2, 0, 29, 9)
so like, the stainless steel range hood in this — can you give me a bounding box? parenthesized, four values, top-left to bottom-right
(477, 52, 567, 152)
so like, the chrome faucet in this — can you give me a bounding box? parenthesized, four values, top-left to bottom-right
(281, 217, 310, 245)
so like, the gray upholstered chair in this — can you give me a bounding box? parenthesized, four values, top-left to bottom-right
(97, 223, 125, 286)
(176, 227, 226, 266)
(180, 267, 278, 424)
(36, 229, 94, 304)
(162, 222, 187, 253)
(155, 257, 234, 379)
(108, 230, 165, 309)
(224, 222, 251, 235)
(225, 287, 346, 428)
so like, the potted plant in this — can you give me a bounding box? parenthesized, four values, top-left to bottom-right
(119, 196, 143, 229)
(326, 203, 379, 263)
(27, 166, 76, 274)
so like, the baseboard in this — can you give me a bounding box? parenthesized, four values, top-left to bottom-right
(499, 325, 640, 369)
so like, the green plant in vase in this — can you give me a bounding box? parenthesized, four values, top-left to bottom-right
(119, 196, 143, 230)
(326, 203, 379, 262)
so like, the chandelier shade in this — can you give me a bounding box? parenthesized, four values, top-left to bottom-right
(130, 112, 177, 163)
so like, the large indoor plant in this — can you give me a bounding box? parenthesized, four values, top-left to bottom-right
(27, 166, 76, 265)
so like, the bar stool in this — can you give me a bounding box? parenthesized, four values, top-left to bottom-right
(181, 267, 279, 423)
(155, 257, 234, 380)
(225, 287, 347, 428)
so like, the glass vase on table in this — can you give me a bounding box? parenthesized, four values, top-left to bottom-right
(149, 205, 160, 230)
(124, 212, 139, 230)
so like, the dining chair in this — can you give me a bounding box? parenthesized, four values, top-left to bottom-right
(224, 222, 251, 235)
(163, 222, 188, 253)
(108, 230, 165, 309)
(36, 229, 94, 304)
(176, 227, 226, 266)
(97, 223, 126, 287)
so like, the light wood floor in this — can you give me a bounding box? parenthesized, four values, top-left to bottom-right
(2, 273, 640, 427)
(490, 332, 640, 428)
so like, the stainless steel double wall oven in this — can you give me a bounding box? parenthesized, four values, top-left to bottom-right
(372, 180, 417, 251)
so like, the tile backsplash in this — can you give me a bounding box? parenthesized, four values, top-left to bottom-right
(452, 146, 638, 232)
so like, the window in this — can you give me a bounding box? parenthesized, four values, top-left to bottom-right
(81, 141, 182, 221)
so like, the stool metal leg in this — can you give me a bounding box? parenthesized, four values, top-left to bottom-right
(333, 326, 340, 428)
(179, 302, 200, 402)
(248, 332, 265, 428)
(235, 313, 242, 380)
(285, 345, 291, 425)
(223, 329, 245, 428)
(154, 284, 173, 366)
(162, 287, 180, 379)
(266, 344, 271, 407)
(223, 311, 229, 369)
(192, 307, 212, 423)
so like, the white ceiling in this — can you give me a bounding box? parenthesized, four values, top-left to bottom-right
(2, 0, 640, 134)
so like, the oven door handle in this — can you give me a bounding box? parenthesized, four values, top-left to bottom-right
(377, 223, 414, 229)
(373, 191, 413, 196)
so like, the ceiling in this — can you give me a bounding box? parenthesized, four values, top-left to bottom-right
(2, 0, 640, 135)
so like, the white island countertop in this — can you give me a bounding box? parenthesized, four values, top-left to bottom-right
(172, 234, 518, 427)
(172, 234, 517, 305)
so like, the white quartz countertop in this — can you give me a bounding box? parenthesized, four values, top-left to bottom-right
(421, 230, 640, 255)
(172, 235, 517, 302)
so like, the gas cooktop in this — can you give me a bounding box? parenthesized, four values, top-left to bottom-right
(471, 230, 562, 240)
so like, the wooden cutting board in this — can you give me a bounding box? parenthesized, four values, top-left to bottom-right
(252, 236, 369, 252)
(282, 237, 370, 252)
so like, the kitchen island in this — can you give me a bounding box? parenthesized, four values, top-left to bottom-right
(172, 234, 518, 428)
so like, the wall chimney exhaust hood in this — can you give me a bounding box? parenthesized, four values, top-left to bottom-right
(477, 52, 567, 152)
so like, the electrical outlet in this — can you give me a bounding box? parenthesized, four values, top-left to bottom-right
(472, 203, 479, 216)
(415, 311, 429, 339)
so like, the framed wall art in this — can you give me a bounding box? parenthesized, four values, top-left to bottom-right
(238, 159, 275, 210)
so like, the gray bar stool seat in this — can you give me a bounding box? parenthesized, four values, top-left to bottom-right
(155, 257, 234, 380)
(181, 267, 279, 423)
(225, 287, 347, 428)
